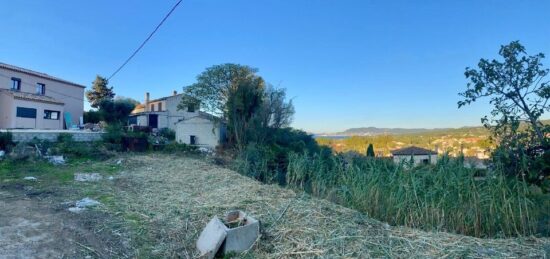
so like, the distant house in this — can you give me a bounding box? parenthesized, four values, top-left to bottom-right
(391, 146, 438, 165)
(175, 112, 226, 149)
(0, 62, 85, 129)
(129, 91, 198, 131)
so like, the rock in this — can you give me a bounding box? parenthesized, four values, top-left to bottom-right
(116, 159, 122, 165)
(74, 173, 103, 182)
(9, 143, 36, 160)
(46, 156, 65, 165)
(0, 150, 5, 158)
(23, 176, 37, 181)
(108, 176, 114, 180)
(68, 197, 101, 213)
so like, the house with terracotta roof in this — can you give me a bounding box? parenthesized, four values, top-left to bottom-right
(391, 146, 438, 166)
(129, 91, 199, 131)
(0, 62, 85, 129)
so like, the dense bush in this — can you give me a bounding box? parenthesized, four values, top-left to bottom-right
(234, 128, 325, 184)
(287, 152, 548, 238)
(102, 124, 125, 151)
(51, 133, 112, 159)
(159, 142, 197, 154)
(157, 128, 176, 141)
(83, 110, 102, 124)
(0, 131, 14, 151)
(98, 99, 135, 124)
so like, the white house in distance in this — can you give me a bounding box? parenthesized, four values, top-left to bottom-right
(129, 91, 198, 131)
(391, 146, 438, 166)
(175, 112, 226, 149)
(0, 62, 85, 129)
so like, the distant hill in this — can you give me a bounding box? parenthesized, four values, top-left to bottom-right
(318, 126, 486, 137)
(315, 119, 550, 137)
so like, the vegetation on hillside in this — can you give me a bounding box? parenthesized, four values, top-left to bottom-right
(317, 127, 493, 157)
(287, 152, 548, 237)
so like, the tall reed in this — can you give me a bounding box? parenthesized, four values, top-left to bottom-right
(287, 152, 542, 237)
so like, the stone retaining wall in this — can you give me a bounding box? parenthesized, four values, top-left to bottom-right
(0, 130, 103, 142)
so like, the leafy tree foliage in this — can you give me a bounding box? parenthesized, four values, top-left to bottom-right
(83, 110, 102, 123)
(97, 99, 136, 125)
(366, 143, 375, 157)
(458, 41, 550, 184)
(458, 41, 549, 146)
(226, 75, 265, 149)
(178, 63, 259, 118)
(115, 96, 140, 107)
(86, 75, 115, 108)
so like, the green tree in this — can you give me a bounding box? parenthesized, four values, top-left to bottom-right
(178, 63, 259, 118)
(458, 41, 549, 146)
(227, 75, 265, 149)
(97, 99, 136, 125)
(459, 41, 550, 183)
(86, 75, 115, 108)
(366, 143, 375, 157)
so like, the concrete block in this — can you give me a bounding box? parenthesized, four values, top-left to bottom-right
(196, 211, 260, 257)
(196, 217, 227, 259)
(221, 211, 260, 254)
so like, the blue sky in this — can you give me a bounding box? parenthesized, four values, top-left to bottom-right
(1, 1, 549, 133)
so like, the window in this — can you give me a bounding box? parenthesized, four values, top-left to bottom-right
(16, 107, 37, 118)
(44, 110, 60, 120)
(11, 78, 21, 91)
(158, 102, 162, 111)
(187, 104, 195, 112)
(190, 135, 197, 145)
(36, 83, 46, 95)
(150, 104, 155, 111)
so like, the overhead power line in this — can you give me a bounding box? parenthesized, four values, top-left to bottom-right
(108, 0, 183, 80)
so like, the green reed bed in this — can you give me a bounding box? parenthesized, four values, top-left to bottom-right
(287, 153, 546, 238)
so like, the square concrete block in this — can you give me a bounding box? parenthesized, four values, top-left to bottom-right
(221, 211, 260, 254)
(196, 211, 260, 257)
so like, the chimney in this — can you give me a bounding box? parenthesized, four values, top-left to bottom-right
(145, 92, 150, 112)
(173, 90, 177, 96)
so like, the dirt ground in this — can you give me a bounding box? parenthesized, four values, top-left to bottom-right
(1, 154, 549, 258)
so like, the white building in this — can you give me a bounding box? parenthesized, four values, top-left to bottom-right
(391, 146, 438, 166)
(175, 112, 226, 149)
(129, 91, 198, 131)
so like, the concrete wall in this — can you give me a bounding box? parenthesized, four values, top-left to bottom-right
(176, 117, 221, 149)
(1, 130, 103, 142)
(393, 154, 437, 166)
(0, 66, 84, 127)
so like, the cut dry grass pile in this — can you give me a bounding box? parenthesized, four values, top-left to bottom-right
(106, 154, 548, 258)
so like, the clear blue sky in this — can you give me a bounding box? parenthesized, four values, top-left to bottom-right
(1, 1, 549, 133)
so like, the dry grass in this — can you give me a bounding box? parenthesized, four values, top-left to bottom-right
(102, 154, 549, 258)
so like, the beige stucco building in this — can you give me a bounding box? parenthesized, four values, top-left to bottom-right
(130, 91, 199, 131)
(391, 146, 438, 166)
(0, 63, 85, 129)
(175, 113, 226, 149)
